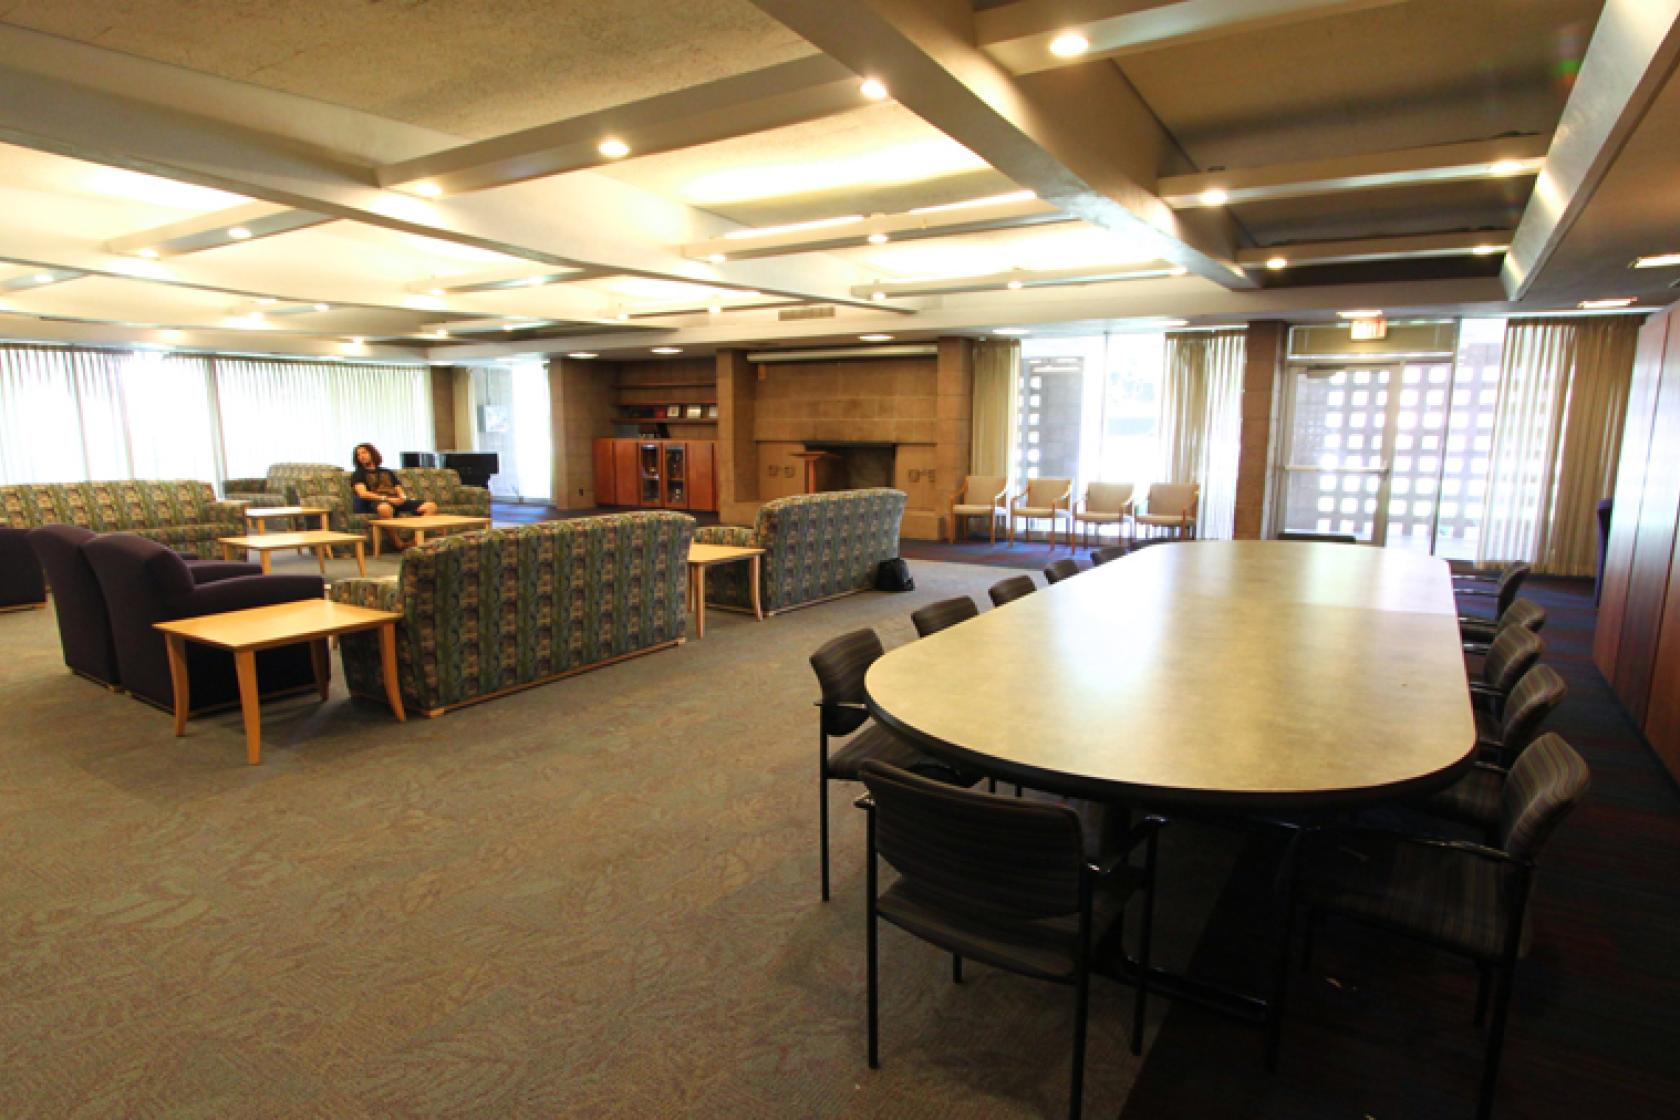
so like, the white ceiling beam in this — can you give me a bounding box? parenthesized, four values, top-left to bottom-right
(0, 313, 425, 362)
(378, 56, 874, 196)
(977, 0, 1412, 74)
(1159, 137, 1549, 208)
(852, 260, 1182, 298)
(0, 266, 85, 292)
(1237, 231, 1512, 269)
(0, 60, 893, 312)
(104, 202, 333, 259)
(749, 0, 1255, 290)
(683, 192, 1070, 260)
(1503, 0, 1680, 299)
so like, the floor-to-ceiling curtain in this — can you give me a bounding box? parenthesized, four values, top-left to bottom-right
(1157, 330, 1245, 538)
(1479, 316, 1639, 575)
(970, 339, 1019, 481)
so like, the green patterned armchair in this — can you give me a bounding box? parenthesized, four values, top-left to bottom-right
(308, 466, 491, 538)
(329, 511, 694, 715)
(692, 488, 907, 614)
(223, 463, 344, 508)
(1, 479, 244, 558)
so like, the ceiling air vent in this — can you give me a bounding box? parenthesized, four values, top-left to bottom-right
(778, 305, 837, 321)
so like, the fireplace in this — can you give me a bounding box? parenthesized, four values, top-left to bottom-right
(803, 442, 896, 492)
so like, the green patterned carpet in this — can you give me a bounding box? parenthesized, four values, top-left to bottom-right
(1, 557, 1234, 1118)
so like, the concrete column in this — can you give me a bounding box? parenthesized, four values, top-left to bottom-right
(1234, 321, 1286, 539)
(547, 358, 617, 510)
(716, 349, 759, 523)
(932, 337, 975, 541)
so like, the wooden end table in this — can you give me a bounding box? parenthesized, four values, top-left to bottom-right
(686, 543, 766, 638)
(155, 598, 405, 765)
(219, 530, 368, 576)
(367, 514, 492, 557)
(243, 505, 329, 534)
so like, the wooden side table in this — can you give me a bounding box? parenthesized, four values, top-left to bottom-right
(367, 514, 492, 557)
(686, 543, 766, 638)
(243, 506, 330, 534)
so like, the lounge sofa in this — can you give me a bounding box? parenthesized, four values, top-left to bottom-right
(1, 479, 244, 567)
(223, 462, 345, 508)
(307, 466, 491, 538)
(329, 511, 693, 716)
(693, 488, 908, 614)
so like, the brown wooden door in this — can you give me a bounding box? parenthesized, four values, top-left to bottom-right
(1617, 318, 1680, 724)
(612, 440, 641, 506)
(593, 438, 616, 506)
(687, 441, 716, 512)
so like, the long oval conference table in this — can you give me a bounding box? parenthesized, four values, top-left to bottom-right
(866, 540, 1477, 812)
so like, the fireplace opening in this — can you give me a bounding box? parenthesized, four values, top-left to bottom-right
(803, 442, 896, 492)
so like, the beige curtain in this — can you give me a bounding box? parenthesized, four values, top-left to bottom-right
(1157, 330, 1246, 538)
(1479, 316, 1640, 575)
(970, 339, 1019, 479)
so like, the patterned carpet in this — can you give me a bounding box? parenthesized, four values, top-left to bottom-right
(1, 556, 1232, 1119)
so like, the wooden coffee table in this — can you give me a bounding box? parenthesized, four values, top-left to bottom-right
(155, 598, 405, 765)
(243, 505, 329, 533)
(219, 530, 368, 576)
(686, 543, 766, 638)
(367, 514, 491, 557)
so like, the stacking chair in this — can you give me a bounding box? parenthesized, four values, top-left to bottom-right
(988, 574, 1037, 606)
(1299, 734, 1590, 1120)
(1089, 545, 1129, 566)
(910, 596, 979, 638)
(1009, 478, 1074, 549)
(1071, 483, 1133, 548)
(948, 475, 1009, 544)
(858, 761, 1163, 1120)
(1455, 562, 1530, 622)
(1469, 627, 1544, 719)
(1473, 663, 1566, 767)
(1132, 482, 1200, 540)
(1462, 597, 1546, 653)
(809, 629, 969, 902)
(1043, 557, 1082, 584)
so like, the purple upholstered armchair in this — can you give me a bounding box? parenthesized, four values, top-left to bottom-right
(81, 532, 323, 711)
(1, 526, 46, 610)
(28, 524, 264, 689)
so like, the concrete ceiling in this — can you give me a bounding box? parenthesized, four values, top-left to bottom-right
(0, 0, 1673, 364)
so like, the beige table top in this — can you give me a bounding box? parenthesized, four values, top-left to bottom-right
(155, 598, 400, 652)
(220, 530, 367, 550)
(866, 541, 1477, 810)
(366, 514, 491, 531)
(688, 543, 767, 565)
(243, 505, 328, 519)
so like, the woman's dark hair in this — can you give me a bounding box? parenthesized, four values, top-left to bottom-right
(353, 442, 383, 469)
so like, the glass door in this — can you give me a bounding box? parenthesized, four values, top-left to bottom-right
(1275, 361, 1456, 551)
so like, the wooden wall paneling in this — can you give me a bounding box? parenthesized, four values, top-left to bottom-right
(1596, 310, 1671, 679)
(687, 441, 716, 512)
(612, 439, 641, 507)
(1615, 313, 1680, 723)
(592, 438, 616, 506)
(1642, 503, 1680, 781)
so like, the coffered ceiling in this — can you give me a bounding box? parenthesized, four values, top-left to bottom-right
(0, 0, 1673, 364)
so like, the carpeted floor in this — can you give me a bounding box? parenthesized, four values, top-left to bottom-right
(1, 556, 1234, 1119)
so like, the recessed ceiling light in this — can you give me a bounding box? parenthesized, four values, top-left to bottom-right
(428, 287, 445, 297)
(501, 323, 516, 331)
(1578, 297, 1635, 310)
(870, 290, 887, 302)
(860, 333, 894, 342)
(707, 252, 727, 264)
(349, 336, 364, 345)
(598, 138, 631, 159)
(257, 297, 277, 306)
(1472, 244, 1504, 256)
(1265, 256, 1288, 270)
(651, 346, 683, 354)
(411, 181, 444, 198)
(993, 327, 1030, 336)
(1166, 266, 1189, 277)
(859, 78, 889, 101)
(1488, 159, 1525, 176)
(1048, 31, 1090, 58)
(1337, 309, 1384, 319)
(568, 352, 598, 359)
(160, 329, 184, 342)
(707, 303, 722, 315)
(1006, 279, 1024, 290)
(313, 303, 330, 312)
(227, 226, 252, 240)
(1632, 252, 1680, 269)
(616, 311, 630, 321)
(135, 248, 159, 259)
(1198, 188, 1229, 207)
(431, 329, 450, 339)
(32, 272, 53, 284)
(867, 232, 889, 245)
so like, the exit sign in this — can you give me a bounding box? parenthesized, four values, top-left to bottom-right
(1350, 317, 1388, 340)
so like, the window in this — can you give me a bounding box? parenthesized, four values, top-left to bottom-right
(1016, 333, 1166, 489)
(469, 361, 552, 501)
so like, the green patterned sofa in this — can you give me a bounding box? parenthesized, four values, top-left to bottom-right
(1, 480, 244, 558)
(223, 463, 345, 508)
(693, 488, 907, 614)
(329, 511, 694, 716)
(308, 466, 491, 538)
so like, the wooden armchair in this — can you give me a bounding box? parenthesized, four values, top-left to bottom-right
(1009, 477, 1074, 549)
(1133, 482, 1200, 540)
(1072, 482, 1134, 548)
(947, 474, 1009, 543)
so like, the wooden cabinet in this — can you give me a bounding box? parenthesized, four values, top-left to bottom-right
(592, 438, 718, 512)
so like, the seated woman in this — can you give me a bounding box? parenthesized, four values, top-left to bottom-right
(351, 442, 437, 550)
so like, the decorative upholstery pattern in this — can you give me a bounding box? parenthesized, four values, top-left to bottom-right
(1, 480, 243, 559)
(222, 462, 343, 507)
(329, 512, 693, 713)
(305, 465, 492, 537)
(692, 488, 906, 613)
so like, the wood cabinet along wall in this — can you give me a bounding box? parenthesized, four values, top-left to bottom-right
(593, 438, 717, 512)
